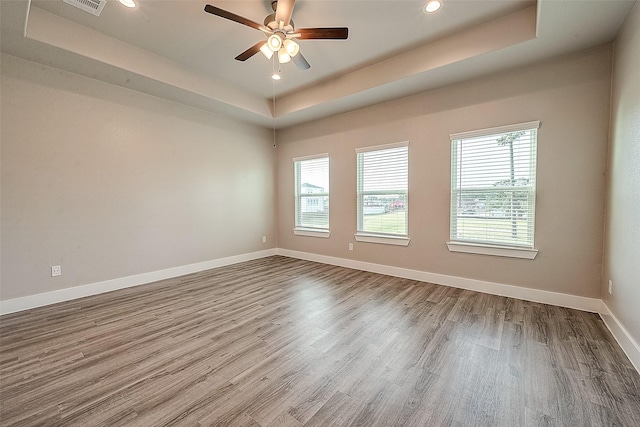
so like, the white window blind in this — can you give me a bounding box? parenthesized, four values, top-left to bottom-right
(357, 142, 408, 237)
(294, 155, 329, 231)
(450, 122, 539, 248)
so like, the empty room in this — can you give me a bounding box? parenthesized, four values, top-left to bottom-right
(1, 0, 639, 425)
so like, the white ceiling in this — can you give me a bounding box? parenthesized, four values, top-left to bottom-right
(1, 0, 636, 128)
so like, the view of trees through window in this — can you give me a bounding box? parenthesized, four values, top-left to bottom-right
(292, 125, 537, 247)
(451, 125, 538, 247)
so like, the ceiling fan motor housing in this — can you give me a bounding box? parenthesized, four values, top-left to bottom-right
(265, 13, 294, 32)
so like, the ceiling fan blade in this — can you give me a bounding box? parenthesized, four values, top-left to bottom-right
(292, 52, 310, 70)
(296, 27, 349, 40)
(204, 4, 263, 31)
(275, 0, 296, 27)
(235, 41, 266, 61)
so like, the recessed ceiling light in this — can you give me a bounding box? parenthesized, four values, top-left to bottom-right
(424, 0, 442, 13)
(118, 0, 136, 8)
(271, 73, 281, 81)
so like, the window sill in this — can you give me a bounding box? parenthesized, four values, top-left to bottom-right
(294, 228, 330, 238)
(355, 233, 410, 246)
(446, 241, 538, 259)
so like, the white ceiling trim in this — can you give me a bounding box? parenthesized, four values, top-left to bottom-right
(24, 5, 272, 119)
(276, 6, 537, 119)
(4, 0, 633, 129)
(21, 3, 536, 127)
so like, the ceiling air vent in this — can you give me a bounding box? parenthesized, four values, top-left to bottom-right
(63, 0, 107, 16)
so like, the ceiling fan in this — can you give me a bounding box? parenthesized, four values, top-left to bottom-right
(204, 0, 349, 71)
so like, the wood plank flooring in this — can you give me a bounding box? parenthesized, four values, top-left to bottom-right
(1, 256, 639, 426)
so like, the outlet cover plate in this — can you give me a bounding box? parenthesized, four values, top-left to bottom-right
(51, 265, 62, 277)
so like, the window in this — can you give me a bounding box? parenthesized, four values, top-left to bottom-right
(294, 154, 330, 238)
(356, 142, 409, 246)
(448, 121, 539, 259)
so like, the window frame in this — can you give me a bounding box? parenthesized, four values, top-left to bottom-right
(293, 153, 330, 238)
(447, 121, 539, 259)
(355, 142, 410, 246)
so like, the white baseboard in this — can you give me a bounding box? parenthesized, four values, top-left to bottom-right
(277, 249, 640, 373)
(4, 247, 635, 374)
(279, 248, 640, 373)
(276, 249, 604, 313)
(0, 248, 278, 315)
(599, 303, 640, 373)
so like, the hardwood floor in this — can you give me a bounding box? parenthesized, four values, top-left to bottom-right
(1, 256, 639, 426)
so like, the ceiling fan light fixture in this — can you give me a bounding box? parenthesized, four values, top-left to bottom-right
(424, 0, 442, 13)
(267, 34, 283, 52)
(283, 39, 299, 57)
(118, 0, 136, 8)
(260, 43, 274, 59)
(278, 48, 291, 64)
(204, 2, 350, 71)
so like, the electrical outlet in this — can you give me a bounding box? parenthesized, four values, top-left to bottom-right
(262, 236, 267, 243)
(51, 265, 62, 277)
(608, 280, 613, 295)
(348, 243, 354, 251)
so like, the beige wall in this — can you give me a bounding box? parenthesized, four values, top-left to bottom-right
(0, 41, 622, 306)
(277, 46, 612, 298)
(603, 3, 640, 343)
(0, 54, 276, 301)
